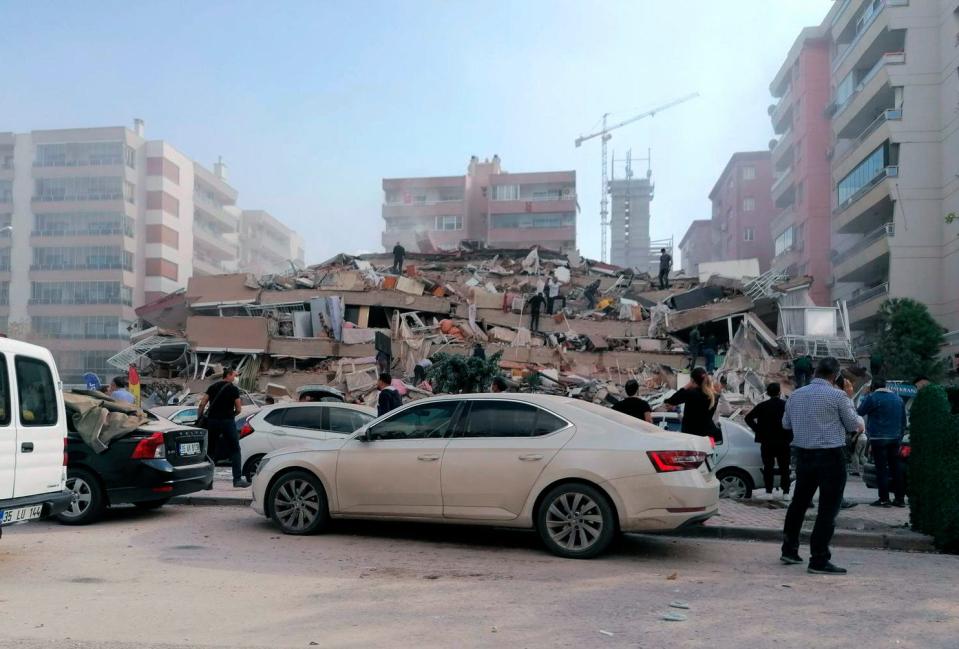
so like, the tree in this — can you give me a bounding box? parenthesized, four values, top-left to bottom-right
(872, 298, 947, 381)
(426, 351, 504, 394)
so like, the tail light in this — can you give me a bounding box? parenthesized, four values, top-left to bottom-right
(900, 445, 911, 459)
(647, 450, 707, 473)
(707, 436, 716, 449)
(240, 422, 254, 439)
(132, 432, 166, 459)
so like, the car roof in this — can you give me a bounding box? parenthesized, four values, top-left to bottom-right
(149, 405, 191, 416)
(407, 393, 578, 406)
(255, 401, 376, 415)
(0, 337, 58, 362)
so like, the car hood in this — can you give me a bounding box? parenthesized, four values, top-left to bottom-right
(264, 438, 350, 460)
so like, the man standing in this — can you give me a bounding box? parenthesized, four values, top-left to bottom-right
(376, 372, 402, 417)
(583, 279, 601, 310)
(546, 275, 562, 315)
(612, 379, 653, 423)
(745, 382, 792, 497)
(658, 247, 672, 290)
(108, 377, 135, 404)
(703, 333, 718, 373)
(793, 354, 813, 388)
(857, 378, 907, 507)
(197, 368, 248, 488)
(392, 241, 405, 274)
(413, 358, 433, 385)
(780, 357, 862, 574)
(687, 327, 702, 371)
(527, 292, 547, 332)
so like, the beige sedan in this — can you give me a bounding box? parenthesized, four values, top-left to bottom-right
(250, 394, 719, 558)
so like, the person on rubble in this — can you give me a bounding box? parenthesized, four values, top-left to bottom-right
(527, 292, 547, 332)
(546, 275, 562, 315)
(583, 279, 601, 310)
(793, 354, 813, 388)
(413, 357, 433, 384)
(472, 342, 486, 360)
(612, 379, 653, 423)
(745, 382, 792, 498)
(197, 368, 249, 488)
(392, 241, 406, 274)
(376, 372, 402, 416)
(663, 367, 720, 438)
(658, 247, 672, 290)
(703, 333, 718, 373)
(687, 327, 702, 371)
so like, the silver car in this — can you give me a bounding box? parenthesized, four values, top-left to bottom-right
(649, 412, 787, 499)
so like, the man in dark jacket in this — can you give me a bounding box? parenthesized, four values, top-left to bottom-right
(376, 372, 402, 417)
(392, 242, 405, 274)
(745, 382, 793, 496)
(857, 378, 907, 507)
(583, 279, 601, 310)
(527, 292, 547, 332)
(658, 247, 672, 290)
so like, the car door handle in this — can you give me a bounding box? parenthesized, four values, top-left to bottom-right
(21, 442, 34, 453)
(417, 454, 440, 462)
(518, 454, 543, 461)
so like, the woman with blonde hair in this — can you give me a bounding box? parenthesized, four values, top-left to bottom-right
(665, 367, 721, 438)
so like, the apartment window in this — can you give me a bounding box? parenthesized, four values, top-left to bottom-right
(32, 246, 133, 271)
(33, 212, 133, 237)
(743, 197, 755, 212)
(492, 185, 519, 201)
(744, 227, 755, 242)
(34, 141, 124, 167)
(0, 146, 13, 170)
(837, 143, 887, 207)
(54, 351, 115, 386)
(491, 212, 575, 230)
(435, 215, 462, 231)
(0, 282, 8, 305)
(741, 166, 756, 180)
(34, 176, 123, 202)
(29, 281, 132, 306)
(31, 316, 130, 340)
(0, 180, 11, 203)
(125, 145, 136, 169)
(774, 227, 795, 256)
(0, 249, 10, 272)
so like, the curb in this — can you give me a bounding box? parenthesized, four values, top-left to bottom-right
(659, 524, 936, 553)
(170, 494, 252, 508)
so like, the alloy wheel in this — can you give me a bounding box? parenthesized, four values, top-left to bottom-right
(720, 474, 749, 500)
(62, 476, 93, 519)
(544, 491, 605, 551)
(273, 478, 321, 532)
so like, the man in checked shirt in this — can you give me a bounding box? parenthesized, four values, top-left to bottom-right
(780, 356, 864, 575)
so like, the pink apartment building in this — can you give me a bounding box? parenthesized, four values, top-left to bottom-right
(706, 151, 776, 272)
(382, 156, 576, 253)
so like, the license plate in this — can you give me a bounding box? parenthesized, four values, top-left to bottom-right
(0, 505, 44, 525)
(179, 442, 201, 456)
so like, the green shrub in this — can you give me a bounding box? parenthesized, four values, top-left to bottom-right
(908, 384, 959, 552)
(426, 351, 504, 394)
(873, 298, 948, 381)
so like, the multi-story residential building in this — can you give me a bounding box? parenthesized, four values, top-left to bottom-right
(768, 25, 834, 306)
(0, 122, 245, 383)
(822, 0, 959, 336)
(239, 209, 306, 275)
(609, 174, 654, 270)
(678, 219, 720, 276)
(382, 155, 576, 253)
(706, 151, 777, 271)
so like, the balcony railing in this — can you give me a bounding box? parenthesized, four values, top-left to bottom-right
(491, 193, 575, 203)
(847, 282, 889, 308)
(834, 108, 902, 169)
(771, 166, 794, 196)
(833, 51, 905, 121)
(835, 165, 898, 213)
(383, 198, 463, 207)
(833, 222, 894, 265)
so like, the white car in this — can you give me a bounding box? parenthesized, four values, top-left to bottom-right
(239, 402, 375, 480)
(149, 404, 259, 426)
(251, 394, 719, 559)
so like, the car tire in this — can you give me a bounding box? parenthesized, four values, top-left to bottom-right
(133, 499, 169, 511)
(536, 483, 616, 559)
(57, 468, 107, 525)
(268, 470, 329, 535)
(243, 454, 266, 481)
(717, 468, 753, 500)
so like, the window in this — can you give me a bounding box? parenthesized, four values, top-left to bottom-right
(0, 283, 8, 306)
(775, 226, 795, 255)
(34, 212, 133, 237)
(0, 355, 10, 426)
(837, 143, 887, 207)
(264, 409, 286, 426)
(368, 401, 458, 441)
(490, 212, 575, 230)
(171, 408, 199, 424)
(32, 246, 133, 271)
(435, 215, 462, 231)
(744, 227, 755, 242)
(280, 406, 324, 429)
(741, 166, 756, 180)
(16, 356, 58, 427)
(34, 141, 124, 168)
(742, 197, 755, 212)
(34, 176, 124, 202)
(328, 407, 373, 434)
(455, 401, 567, 438)
(492, 184, 519, 201)
(0, 180, 12, 203)
(31, 316, 131, 339)
(30, 281, 132, 305)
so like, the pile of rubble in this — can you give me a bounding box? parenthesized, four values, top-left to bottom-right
(123, 246, 856, 415)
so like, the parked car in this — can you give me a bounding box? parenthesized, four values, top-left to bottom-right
(150, 404, 258, 430)
(58, 393, 214, 524)
(251, 394, 718, 559)
(650, 412, 784, 500)
(239, 402, 375, 480)
(0, 339, 73, 539)
(294, 385, 346, 403)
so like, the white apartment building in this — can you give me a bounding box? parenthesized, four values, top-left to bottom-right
(239, 209, 306, 275)
(824, 0, 959, 336)
(0, 121, 242, 383)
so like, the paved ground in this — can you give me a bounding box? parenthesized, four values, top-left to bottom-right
(1, 504, 957, 649)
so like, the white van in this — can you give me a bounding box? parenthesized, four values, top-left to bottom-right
(0, 337, 72, 538)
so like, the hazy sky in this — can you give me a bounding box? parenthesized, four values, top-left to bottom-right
(2, 0, 832, 264)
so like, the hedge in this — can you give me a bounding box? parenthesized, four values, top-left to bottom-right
(908, 384, 959, 553)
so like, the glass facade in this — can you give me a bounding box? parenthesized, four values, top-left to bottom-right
(55, 351, 116, 386)
(33, 211, 134, 237)
(837, 143, 886, 207)
(32, 246, 133, 271)
(491, 212, 575, 229)
(34, 176, 124, 202)
(31, 316, 132, 339)
(34, 141, 127, 168)
(0, 180, 11, 203)
(0, 282, 8, 305)
(29, 281, 132, 305)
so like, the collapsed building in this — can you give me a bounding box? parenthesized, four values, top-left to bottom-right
(116, 246, 857, 416)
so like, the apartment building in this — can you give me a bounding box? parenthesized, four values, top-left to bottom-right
(382, 155, 576, 253)
(608, 175, 654, 270)
(706, 152, 777, 271)
(0, 122, 243, 383)
(678, 219, 720, 276)
(239, 209, 306, 275)
(822, 0, 959, 336)
(768, 26, 834, 305)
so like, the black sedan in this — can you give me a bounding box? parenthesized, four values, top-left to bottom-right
(59, 399, 214, 525)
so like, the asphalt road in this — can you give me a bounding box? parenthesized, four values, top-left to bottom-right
(1, 504, 957, 649)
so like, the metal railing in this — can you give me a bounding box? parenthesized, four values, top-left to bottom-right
(847, 282, 889, 308)
(834, 108, 902, 169)
(771, 166, 794, 196)
(835, 165, 897, 214)
(833, 222, 894, 265)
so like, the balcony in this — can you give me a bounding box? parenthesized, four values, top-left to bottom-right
(382, 199, 465, 219)
(834, 108, 901, 171)
(771, 126, 795, 170)
(487, 197, 577, 215)
(771, 166, 796, 208)
(832, 0, 908, 76)
(770, 206, 798, 240)
(194, 228, 237, 260)
(833, 222, 893, 282)
(846, 282, 889, 328)
(833, 51, 904, 134)
(769, 89, 793, 134)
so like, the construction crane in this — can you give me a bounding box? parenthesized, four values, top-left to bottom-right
(575, 92, 699, 263)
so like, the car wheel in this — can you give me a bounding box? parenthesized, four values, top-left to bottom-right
(269, 471, 329, 535)
(717, 469, 752, 500)
(536, 483, 616, 559)
(57, 469, 106, 525)
(243, 454, 266, 481)
(133, 499, 169, 511)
